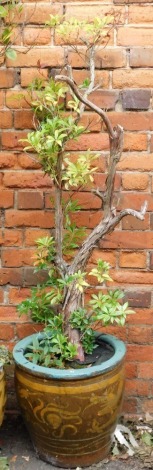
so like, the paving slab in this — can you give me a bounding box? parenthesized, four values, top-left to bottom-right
(0, 415, 146, 470)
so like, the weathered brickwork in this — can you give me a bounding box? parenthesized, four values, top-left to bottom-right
(1, 0, 153, 415)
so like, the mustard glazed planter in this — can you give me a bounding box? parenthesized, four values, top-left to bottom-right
(13, 333, 126, 468)
(0, 366, 6, 427)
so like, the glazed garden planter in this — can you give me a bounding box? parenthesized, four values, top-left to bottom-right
(0, 366, 6, 426)
(13, 333, 126, 468)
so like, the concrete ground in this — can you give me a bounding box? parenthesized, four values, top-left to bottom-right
(0, 415, 147, 470)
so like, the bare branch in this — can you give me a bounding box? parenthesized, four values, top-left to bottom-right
(103, 124, 124, 216)
(55, 74, 115, 138)
(92, 188, 104, 204)
(69, 201, 147, 275)
(79, 45, 95, 116)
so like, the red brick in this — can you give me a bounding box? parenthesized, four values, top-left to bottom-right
(94, 173, 121, 191)
(113, 70, 153, 89)
(122, 213, 149, 230)
(66, 134, 109, 151)
(127, 326, 153, 344)
(1, 132, 27, 150)
(121, 90, 151, 111)
(0, 269, 22, 285)
(6, 47, 64, 68)
(130, 48, 153, 67)
(3, 171, 52, 188)
(14, 110, 34, 129)
(111, 270, 153, 285)
(115, 0, 152, 3)
(122, 397, 138, 415)
(24, 267, 48, 286)
(89, 249, 116, 268)
(108, 112, 153, 131)
(0, 191, 14, 208)
(6, 91, 31, 109)
(0, 153, 17, 168)
(18, 154, 41, 169)
(65, 5, 124, 22)
(9, 287, 31, 305)
(138, 363, 153, 379)
(127, 345, 153, 362)
(123, 133, 147, 151)
(117, 152, 153, 171)
(142, 400, 153, 414)
(3, 230, 23, 247)
(71, 210, 102, 228)
(150, 136, 153, 152)
(101, 232, 153, 250)
(119, 252, 146, 269)
(0, 111, 13, 128)
(16, 323, 43, 339)
(9, 3, 62, 24)
(117, 27, 153, 46)
(0, 289, 4, 303)
(25, 229, 50, 246)
(21, 68, 48, 87)
(0, 91, 4, 108)
(5, 210, 54, 228)
(125, 379, 149, 396)
(0, 325, 14, 341)
(149, 252, 153, 270)
(129, 6, 153, 23)
(23, 27, 51, 45)
(2, 248, 35, 267)
(68, 48, 126, 69)
(0, 306, 23, 322)
(68, 91, 118, 111)
(149, 213, 153, 230)
(125, 363, 137, 379)
(127, 308, 153, 324)
(73, 70, 109, 89)
(122, 173, 149, 190)
(0, 69, 16, 88)
(18, 191, 44, 209)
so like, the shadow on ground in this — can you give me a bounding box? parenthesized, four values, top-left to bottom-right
(0, 415, 145, 470)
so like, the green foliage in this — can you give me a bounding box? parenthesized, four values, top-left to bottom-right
(89, 260, 113, 283)
(25, 328, 77, 368)
(0, 0, 22, 59)
(47, 15, 114, 47)
(89, 289, 134, 326)
(63, 151, 98, 189)
(0, 345, 12, 366)
(33, 236, 55, 270)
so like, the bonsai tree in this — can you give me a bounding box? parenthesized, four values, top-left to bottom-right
(18, 15, 147, 367)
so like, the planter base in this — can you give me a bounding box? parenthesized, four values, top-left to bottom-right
(0, 368, 6, 427)
(13, 334, 126, 468)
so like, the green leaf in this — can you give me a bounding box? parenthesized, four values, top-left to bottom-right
(141, 431, 153, 447)
(0, 6, 7, 18)
(0, 456, 9, 470)
(5, 48, 17, 60)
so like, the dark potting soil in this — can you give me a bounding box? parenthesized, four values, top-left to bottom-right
(71, 338, 114, 368)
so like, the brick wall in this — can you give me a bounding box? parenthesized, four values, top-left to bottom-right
(1, 0, 153, 415)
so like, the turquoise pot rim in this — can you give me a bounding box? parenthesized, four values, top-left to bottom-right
(13, 333, 126, 380)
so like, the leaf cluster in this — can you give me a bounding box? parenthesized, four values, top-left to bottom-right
(18, 257, 133, 364)
(47, 15, 114, 47)
(0, 0, 22, 59)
